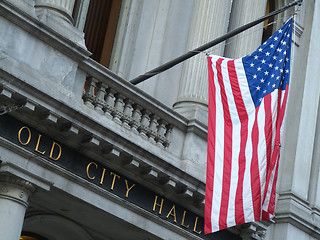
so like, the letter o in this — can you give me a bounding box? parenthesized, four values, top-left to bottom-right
(18, 126, 31, 146)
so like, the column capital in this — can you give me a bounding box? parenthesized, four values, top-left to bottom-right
(0, 174, 36, 207)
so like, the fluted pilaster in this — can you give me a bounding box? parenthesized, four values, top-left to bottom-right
(224, 0, 268, 58)
(174, 0, 232, 115)
(0, 174, 36, 240)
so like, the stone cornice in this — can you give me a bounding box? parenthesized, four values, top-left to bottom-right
(274, 191, 320, 238)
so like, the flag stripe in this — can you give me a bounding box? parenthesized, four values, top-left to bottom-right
(216, 58, 233, 230)
(205, 57, 216, 234)
(210, 57, 225, 232)
(227, 60, 247, 225)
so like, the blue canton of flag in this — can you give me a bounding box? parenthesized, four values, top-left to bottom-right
(243, 19, 292, 107)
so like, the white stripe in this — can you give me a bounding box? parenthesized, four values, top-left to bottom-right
(234, 59, 255, 223)
(210, 58, 224, 232)
(219, 60, 240, 227)
(256, 99, 268, 209)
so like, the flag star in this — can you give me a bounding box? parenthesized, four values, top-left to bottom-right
(274, 37, 278, 41)
(254, 55, 259, 59)
(286, 69, 289, 73)
(263, 90, 267, 94)
(283, 51, 287, 55)
(250, 63, 254, 67)
(268, 82, 271, 85)
(275, 66, 279, 70)
(264, 71, 269, 75)
(272, 84, 276, 88)
(260, 78, 265, 83)
(277, 48, 282, 52)
(258, 48, 263, 52)
(259, 98, 263, 102)
(266, 52, 270, 56)
(287, 34, 290, 37)
(286, 58, 289, 62)
(263, 41, 267, 45)
(261, 59, 266, 64)
(273, 56, 277, 60)
(271, 74, 275, 78)
(282, 41, 287, 45)
(253, 74, 257, 79)
(269, 63, 273, 68)
(270, 44, 274, 49)
(276, 76, 280, 80)
(257, 67, 262, 71)
(279, 29, 283, 33)
(256, 86, 261, 91)
(279, 59, 283, 63)
(280, 69, 283, 73)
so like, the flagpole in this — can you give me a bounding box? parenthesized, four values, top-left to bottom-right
(129, 0, 302, 85)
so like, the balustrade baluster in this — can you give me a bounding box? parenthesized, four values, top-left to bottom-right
(113, 93, 125, 125)
(156, 120, 167, 147)
(104, 88, 115, 119)
(122, 99, 134, 129)
(139, 109, 151, 139)
(95, 82, 107, 114)
(83, 77, 97, 108)
(131, 104, 142, 135)
(148, 114, 159, 144)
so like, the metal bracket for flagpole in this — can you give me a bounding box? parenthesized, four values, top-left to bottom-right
(129, 0, 303, 85)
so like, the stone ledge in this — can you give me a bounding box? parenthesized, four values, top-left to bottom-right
(274, 192, 320, 238)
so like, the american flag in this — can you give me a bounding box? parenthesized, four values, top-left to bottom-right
(205, 18, 293, 233)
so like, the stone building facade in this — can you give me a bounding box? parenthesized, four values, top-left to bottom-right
(0, 0, 319, 239)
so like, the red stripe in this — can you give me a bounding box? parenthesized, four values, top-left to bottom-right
(205, 57, 216, 234)
(264, 94, 273, 175)
(262, 94, 272, 204)
(227, 60, 247, 225)
(215, 59, 233, 230)
(267, 86, 289, 213)
(251, 108, 262, 221)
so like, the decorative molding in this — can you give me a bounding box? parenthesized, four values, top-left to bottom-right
(0, 174, 36, 207)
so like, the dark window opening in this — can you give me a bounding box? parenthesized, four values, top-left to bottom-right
(83, 0, 122, 68)
(262, 0, 275, 43)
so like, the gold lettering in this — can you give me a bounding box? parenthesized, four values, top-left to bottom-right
(166, 205, 177, 223)
(35, 134, 46, 155)
(110, 172, 120, 190)
(152, 195, 164, 215)
(86, 162, 98, 180)
(124, 180, 135, 198)
(18, 126, 31, 146)
(49, 141, 62, 161)
(100, 168, 107, 185)
(193, 217, 202, 235)
(181, 210, 190, 228)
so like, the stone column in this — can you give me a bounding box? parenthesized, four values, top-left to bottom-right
(0, 174, 36, 240)
(35, 0, 75, 23)
(34, 0, 86, 47)
(224, 0, 268, 58)
(173, 0, 232, 122)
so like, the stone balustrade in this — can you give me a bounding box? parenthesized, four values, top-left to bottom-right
(82, 76, 173, 148)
